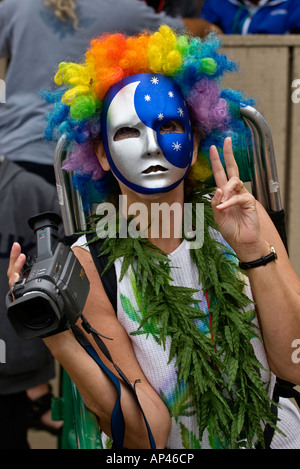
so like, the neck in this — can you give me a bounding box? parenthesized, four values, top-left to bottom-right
(118, 182, 185, 253)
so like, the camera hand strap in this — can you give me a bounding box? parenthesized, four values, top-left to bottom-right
(71, 315, 156, 450)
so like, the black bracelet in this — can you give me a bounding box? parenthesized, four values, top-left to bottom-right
(239, 246, 277, 270)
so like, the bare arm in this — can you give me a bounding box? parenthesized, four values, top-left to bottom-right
(209, 138, 300, 385)
(7, 243, 171, 449)
(239, 202, 300, 383)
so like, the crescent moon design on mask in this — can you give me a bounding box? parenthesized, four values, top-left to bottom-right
(102, 75, 193, 194)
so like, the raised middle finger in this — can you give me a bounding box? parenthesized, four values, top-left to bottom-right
(222, 137, 240, 180)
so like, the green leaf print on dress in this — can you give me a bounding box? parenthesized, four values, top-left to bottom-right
(120, 269, 162, 341)
(159, 380, 195, 423)
(180, 423, 202, 449)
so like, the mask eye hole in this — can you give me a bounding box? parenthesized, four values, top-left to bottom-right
(160, 121, 185, 134)
(113, 127, 140, 141)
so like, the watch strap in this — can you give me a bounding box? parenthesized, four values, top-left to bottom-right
(239, 246, 277, 270)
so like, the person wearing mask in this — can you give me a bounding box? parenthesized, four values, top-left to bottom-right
(8, 25, 300, 449)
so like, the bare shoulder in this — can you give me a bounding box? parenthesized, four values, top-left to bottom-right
(72, 245, 107, 289)
(72, 244, 121, 332)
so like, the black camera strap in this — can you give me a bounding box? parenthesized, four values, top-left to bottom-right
(71, 315, 156, 450)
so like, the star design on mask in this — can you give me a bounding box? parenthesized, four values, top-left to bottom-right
(151, 76, 159, 85)
(172, 141, 182, 151)
(177, 107, 184, 117)
(158, 113, 164, 121)
(168, 91, 174, 98)
(144, 94, 151, 102)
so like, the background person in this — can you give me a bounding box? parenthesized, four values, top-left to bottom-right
(144, 0, 198, 17)
(0, 156, 63, 449)
(0, 0, 219, 185)
(200, 0, 300, 34)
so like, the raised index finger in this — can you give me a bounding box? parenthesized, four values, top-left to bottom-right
(209, 144, 228, 188)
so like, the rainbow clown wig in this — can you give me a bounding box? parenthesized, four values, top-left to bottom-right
(43, 25, 254, 203)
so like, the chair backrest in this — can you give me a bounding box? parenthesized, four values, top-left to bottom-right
(240, 105, 283, 213)
(240, 106, 287, 250)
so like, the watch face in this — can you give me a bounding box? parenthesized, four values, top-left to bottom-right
(100, 73, 194, 194)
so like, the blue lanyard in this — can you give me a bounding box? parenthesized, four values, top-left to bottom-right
(72, 316, 156, 449)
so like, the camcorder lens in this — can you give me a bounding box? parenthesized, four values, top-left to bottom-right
(16, 296, 56, 330)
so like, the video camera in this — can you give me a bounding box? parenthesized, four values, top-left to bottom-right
(7, 212, 90, 339)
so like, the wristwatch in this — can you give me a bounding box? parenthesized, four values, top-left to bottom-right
(239, 245, 277, 270)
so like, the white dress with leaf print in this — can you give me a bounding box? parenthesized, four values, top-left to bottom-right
(72, 233, 300, 449)
(113, 236, 275, 449)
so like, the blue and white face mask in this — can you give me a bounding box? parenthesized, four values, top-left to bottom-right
(100, 73, 194, 194)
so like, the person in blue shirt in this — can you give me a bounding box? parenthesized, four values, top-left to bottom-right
(200, 0, 300, 35)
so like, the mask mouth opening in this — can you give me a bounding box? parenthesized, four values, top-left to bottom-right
(142, 165, 168, 174)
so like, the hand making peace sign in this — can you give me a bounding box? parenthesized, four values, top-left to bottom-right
(209, 137, 263, 255)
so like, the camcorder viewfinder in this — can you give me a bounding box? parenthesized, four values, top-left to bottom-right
(7, 212, 90, 339)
